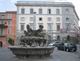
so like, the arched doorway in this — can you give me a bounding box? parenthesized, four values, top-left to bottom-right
(0, 41, 3, 47)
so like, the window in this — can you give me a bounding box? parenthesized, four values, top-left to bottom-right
(47, 23, 53, 32)
(56, 23, 60, 31)
(48, 17, 52, 21)
(30, 17, 33, 21)
(8, 21, 11, 26)
(65, 23, 71, 31)
(21, 17, 25, 21)
(1, 15, 5, 18)
(8, 27, 11, 34)
(66, 8, 69, 12)
(39, 17, 42, 21)
(56, 17, 60, 21)
(21, 8, 25, 14)
(20, 23, 25, 31)
(56, 9, 60, 15)
(8, 21, 11, 33)
(48, 9, 51, 14)
(39, 8, 42, 14)
(1, 21, 5, 24)
(29, 23, 34, 29)
(1, 15, 5, 24)
(66, 17, 69, 21)
(30, 8, 33, 14)
(7, 14, 12, 19)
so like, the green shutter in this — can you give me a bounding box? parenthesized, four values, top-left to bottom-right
(0, 29, 3, 36)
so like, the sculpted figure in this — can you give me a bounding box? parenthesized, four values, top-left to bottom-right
(20, 24, 46, 46)
(24, 24, 44, 36)
(37, 25, 43, 32)
(26, 25, 33, 32)
(24, 25, 33, 36)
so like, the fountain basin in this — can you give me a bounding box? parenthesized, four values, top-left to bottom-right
(8, 46, 54, 57)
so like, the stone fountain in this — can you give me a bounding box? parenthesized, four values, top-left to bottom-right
(9, 25, 54, 57)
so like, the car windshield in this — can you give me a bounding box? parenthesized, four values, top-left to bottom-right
(64, 43, 73, 47)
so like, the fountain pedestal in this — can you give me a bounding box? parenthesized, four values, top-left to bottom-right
(9, 46, 54, 57)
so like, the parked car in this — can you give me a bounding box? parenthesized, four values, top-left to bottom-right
(49, 41, 61, 47)
(64, 43, 77, 52)
(56, 42, 64, 50)
(57, 43, 77, 52)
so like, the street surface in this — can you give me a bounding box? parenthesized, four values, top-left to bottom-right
(0, 46, 80, 61)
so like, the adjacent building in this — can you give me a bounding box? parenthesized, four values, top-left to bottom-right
(0, 11, 16, 47)
(16, 1, 79, 42)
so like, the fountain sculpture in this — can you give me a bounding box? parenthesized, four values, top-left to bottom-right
(9, 25, 54, 57)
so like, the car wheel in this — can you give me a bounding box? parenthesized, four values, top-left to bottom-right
(66, 48, 69, 52)
(72, 48, 76, 52)
(71, 48, 74, 52)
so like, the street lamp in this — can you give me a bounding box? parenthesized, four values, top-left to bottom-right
(33, 12, 36, 30)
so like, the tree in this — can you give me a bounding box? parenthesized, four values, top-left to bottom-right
(8, 38, 14, 45)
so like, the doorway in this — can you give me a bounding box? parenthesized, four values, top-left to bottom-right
(0, 41, 3, 47)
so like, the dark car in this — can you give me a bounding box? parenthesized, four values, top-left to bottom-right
(57, 42, 64, 50)
(64, 43, 77, 52)
(57, 43, 77, 52)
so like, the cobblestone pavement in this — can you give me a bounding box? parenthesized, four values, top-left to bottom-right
(0, 47, 80, 61)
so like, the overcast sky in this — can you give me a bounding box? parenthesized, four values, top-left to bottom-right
(0, 0, 80, 25)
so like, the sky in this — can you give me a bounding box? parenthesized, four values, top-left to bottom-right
(0, 0, 80, 25)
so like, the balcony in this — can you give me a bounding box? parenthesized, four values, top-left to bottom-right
(0, 24, 8, 28)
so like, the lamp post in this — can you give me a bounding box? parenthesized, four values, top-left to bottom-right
(33, 12, 36, 30)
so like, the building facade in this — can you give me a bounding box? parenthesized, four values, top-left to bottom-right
(0, 11, 16, 47)
(16, 1, 79, 42)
